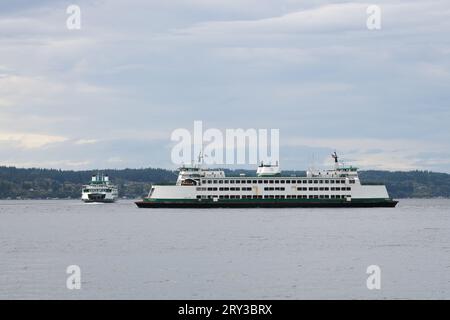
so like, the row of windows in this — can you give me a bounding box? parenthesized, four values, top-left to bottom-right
(196, 187, 252, 191)
(196, 186, 351, 192)
(201, 179, 353, 185)
(298, 187, 351, 191)
(83, 188, 115, 193)
(196, 194, 351, 199)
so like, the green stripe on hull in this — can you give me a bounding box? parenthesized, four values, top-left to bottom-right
(135, 197, 398, 208)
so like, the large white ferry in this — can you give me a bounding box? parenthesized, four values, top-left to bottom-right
(81, 173, 118, 203)
(135, 153, 398, 208)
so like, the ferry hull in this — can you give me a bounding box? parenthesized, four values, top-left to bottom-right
(83, 199, 116, 203)
(82, 193, 117, 203)
(135, 199, 398, 208)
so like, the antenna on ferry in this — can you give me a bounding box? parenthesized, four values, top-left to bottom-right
(332, 151, 338, 163)
(197, 151, 204, 167)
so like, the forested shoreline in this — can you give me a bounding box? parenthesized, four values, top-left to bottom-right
(0, 166, 449, 199)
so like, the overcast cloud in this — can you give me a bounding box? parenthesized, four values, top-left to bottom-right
(0, 0, 449, 171)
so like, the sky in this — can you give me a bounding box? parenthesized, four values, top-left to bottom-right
(0, 0, 449, 172)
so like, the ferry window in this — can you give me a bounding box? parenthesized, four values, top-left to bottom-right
(308, 195, 313, 199)
(302, 180, 307, 184)
(319, 195, 325, 199)
(252, 180, 257, 184)
(297, 180, 302, 184)
(325, 187, 329, 191)
(274, 180, 279, 184)
(219, 195, 224, 199)
(349, 180, 355, 184)
(264, 180, 268, 184)
(258, 180, 262, 184)
(230, 180, 234, 184)
(235, 180, 240, 184)
(308, 187, 313, 191)
(331, 187, 335, 191)
(196, 195, 201, 199)
(314, 187, 318, 191)
(313, 180, 318, 184)
(224, 195, 229, 199)
(280, 180, 285, 184)
(325, 180, 329, 183)
(325, 195, 330, 199)
(207, 180, 212, 184)
(218, 180, 223, 184)
(319, 180, 323, 184)
(224, 180, 229, 184)
(269, 180, 274, 184)
(196, 187, 201, 191)
(308, 180, 313, 184)
(319, 187, 324, 191)
(297, 187, 302, 191)
(330, 180, 335, 184)
(213, 180, 217, 184)
(247, 180, 251, 184)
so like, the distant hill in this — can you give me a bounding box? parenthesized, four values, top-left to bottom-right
(0, 166, 449, 199)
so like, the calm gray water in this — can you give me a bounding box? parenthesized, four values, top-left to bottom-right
(0, 199, 449, 299)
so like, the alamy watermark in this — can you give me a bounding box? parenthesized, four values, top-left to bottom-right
(66, 265, 81, 290)
(66, 4, 81, 30)
(171, 121, 279, 166)
(366, 5, 381, 30)
(366, 265, 381, 290)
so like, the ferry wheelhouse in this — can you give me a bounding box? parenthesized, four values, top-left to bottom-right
(81, 173, 118, 203)
(135, 153, 398, 208)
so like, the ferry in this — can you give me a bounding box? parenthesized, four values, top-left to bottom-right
(81, 173, 118, 203)
(135, 153, 398, 208)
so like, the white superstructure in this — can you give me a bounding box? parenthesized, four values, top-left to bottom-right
(139, 153, 395, 207)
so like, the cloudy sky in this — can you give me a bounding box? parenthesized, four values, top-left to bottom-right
(0, 0, 449, 171)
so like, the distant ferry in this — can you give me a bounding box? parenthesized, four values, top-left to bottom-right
(135, 153, 398, 208)
(82, 173, 118, 203)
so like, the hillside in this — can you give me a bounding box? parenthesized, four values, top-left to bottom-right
(0, 166, 449, 199)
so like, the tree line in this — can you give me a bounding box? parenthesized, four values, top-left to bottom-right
(0, 166, 449, 199)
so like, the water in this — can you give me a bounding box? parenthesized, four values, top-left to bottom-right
(0, 199, 449, 299)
